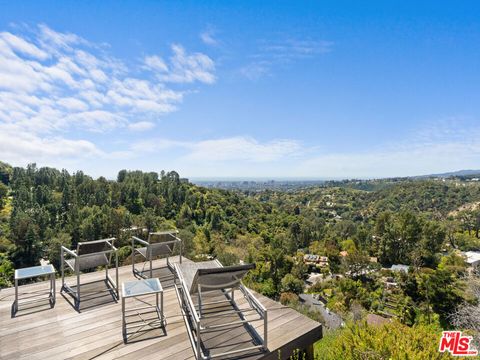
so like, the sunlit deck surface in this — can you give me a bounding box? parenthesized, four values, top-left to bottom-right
(0, 257, 322, 360)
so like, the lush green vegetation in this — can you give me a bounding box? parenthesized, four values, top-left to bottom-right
(314, 321, 452, 359)
(1, 162, 480, 355)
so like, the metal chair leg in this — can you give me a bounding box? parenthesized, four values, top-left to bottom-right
(76, 266, 80, 310)
(115, 252, 119, 299)
(150, 256, 153, 278)
(61, 247, 65, 290)
(131, 237, 135, 275)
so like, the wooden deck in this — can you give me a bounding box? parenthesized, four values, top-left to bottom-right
(0, 257, 322, 360)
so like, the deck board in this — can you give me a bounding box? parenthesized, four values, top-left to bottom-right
(0, 257, 322, 359)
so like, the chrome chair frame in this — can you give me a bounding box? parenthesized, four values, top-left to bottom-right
(175, 259, 268, 359)
(61, 238, 119, 310)
(131, 230, 182, 279)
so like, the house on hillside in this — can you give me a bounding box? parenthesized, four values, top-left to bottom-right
(304, 254, 320, 264)
(390, 264, 409, 273)
(303, 254, 329, 269)
(463, 251, 480, 269)
(318, 256, 329, 268)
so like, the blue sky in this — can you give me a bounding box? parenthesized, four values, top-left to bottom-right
(0, 1, 479, 179)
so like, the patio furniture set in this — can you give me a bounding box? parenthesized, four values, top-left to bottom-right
(11, 230, 268, 359)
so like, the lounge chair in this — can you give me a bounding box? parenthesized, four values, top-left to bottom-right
(175, 259, 268, 359)
(61, 238, 118, 310)
(131, 230, 182, 280)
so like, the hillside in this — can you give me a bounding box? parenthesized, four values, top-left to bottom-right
(0, 163, 479, 357)
(419, 169, 480, 178)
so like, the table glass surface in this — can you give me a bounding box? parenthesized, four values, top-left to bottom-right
(15, 265, 55, 280)
(122, 278, 162, 298)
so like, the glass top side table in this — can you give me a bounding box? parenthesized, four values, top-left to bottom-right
(14, 264, 56, 315)
(121, 278, 165, 342)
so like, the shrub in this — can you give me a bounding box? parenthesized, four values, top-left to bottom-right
(314, 321, 451, 359)
(0, 253, 14, 288)
(280, 292, 299, 306)
(281, 273, 304, 294)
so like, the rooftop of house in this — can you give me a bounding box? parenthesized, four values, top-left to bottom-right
(304, 254, 320, 262)
(0, 256, 322, 360)
(464, 251, 480, 265)
(390, 264, 410, 273)
(303, 254, 328, 263)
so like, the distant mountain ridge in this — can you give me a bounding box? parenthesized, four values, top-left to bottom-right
(417, 169, 480, 178)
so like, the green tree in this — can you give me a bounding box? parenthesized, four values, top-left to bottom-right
(415, 268, 464, 326)
(0, 253, 14, 288)
(12, 223, 42, 267)
(343, 251, 372, 278)
(281, 273, 304, 294)
(314, 321, 449, 360)
(0, 182, 8, 209)
(46, 232, 72, 270)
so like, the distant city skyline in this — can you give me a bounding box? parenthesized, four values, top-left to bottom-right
(1, 1, 480, 179)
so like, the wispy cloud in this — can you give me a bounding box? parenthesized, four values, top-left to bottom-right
(200, 28, 218, 46)
(0, 24, 216, 166)
(296, 119, 480, 178)
(186, 137, 300, 162)
(143, 44, 216, 84)
(0, 123, 101, 165)
(257, 39, 333, 61)
(239, 62, 271, 81)
(128, 136, 301, 163)
(122, 121, 480, 178)
(240, 38, 333, 80)
(122, 119, 480, 178)
(128, 121, 155, 132)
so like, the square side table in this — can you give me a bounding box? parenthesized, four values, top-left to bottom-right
(14, 264, 56, 314)
(121, 278, 165, 342)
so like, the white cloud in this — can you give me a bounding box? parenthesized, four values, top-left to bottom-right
(0, 123, 101, 165)
(144, 55, 168, 72)
(37, 23, 92, 56)
(128, 136, 301, 163)
(130, 138, 185, 153)
(297, 144, 480, 179)
(128, 121, 155, 131)
(57, 97, 89, 111)
(185, 137, 300, 162)
(64, 110, 127, 132)
(200, 29, 218, 46)
(239, 62, 271, 81)
(144, 44, 216, 84)
(296, 120, 480, 178)
(0, 24, 216, 167)
(122, 120, 480, 179)
(0, 25, 188, 134)
(241, 37, 333, 80)
(0, 32, 48, 60)
(260, 39, 333, 60)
